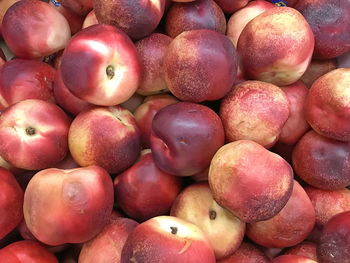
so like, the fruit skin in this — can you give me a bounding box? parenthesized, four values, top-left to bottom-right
(317, 211, 350, 263)
(299, 59, 337, 88)
(0, 168, 23, 240)
(2, 0, 71, 59)
(68, 105, 141, 174)
(0, 99, 70, 170)
(150, 101, 225, 176)
(283, 241, 318, 262)
(0, 59, 56, 110)
(305, 68, 350, 142)
(0, 0, 20, 37)
(170, 182, 245, 259)
(271, 255, 318, 263)
(0, 240, 58, 263)
(93, 0, 166, 40)
(61, 0, 93, 16)
(114, 151, 182, 221)
(292, 130, 350, 190)
(214, 0, 249, 13)
(164, 29, 238, 103)
(121, 216, 216, 263)
(82, 10, 98, 29)
(209, 140, 294, 223)
(23, 166, 114, 246)
(60, 24, 141, 106)
(237, 7, 314, 86)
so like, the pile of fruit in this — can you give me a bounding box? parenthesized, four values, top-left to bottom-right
(0, 0, 349, 262)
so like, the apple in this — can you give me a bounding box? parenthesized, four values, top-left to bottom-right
(121, 216, 216, 263)
(271, 255, 318, 263)
(114, 150, 182, 221)
(135, 33, 172, 96)
(170, 182, 245, 259)
(299, 59, 337, 88)
(283, 241, 318, 261)
(23, 166, 114, 246)
(165, 0, 226, 38)
(220, 80, 290, 148)
(82, 10, 98, 29)
(2, 0, 71, 59)
(93, 0, 166, 40)
(0, 168, 23, 240)
(164, 29, 238, 102)
(237, 7, 314, 86)
(209, 140, 294, 222)
(60, 24, 141, 106)
(0, 99, 70, 170)
(0, 59, 56, 110)
(305, 68, 350, 141)
(79, 217, 138, 263)
(150, 101, 225, 176)
(292, 130, 350, 190)
(68, 105, 141, 174)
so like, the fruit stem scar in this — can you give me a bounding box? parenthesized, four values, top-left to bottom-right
(25, 127, 36, 135)
(170, 226, 178, 235)
(209, 210, 217, 220)
(106, 65, 115, 80)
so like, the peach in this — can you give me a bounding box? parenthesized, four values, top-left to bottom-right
(226, 0, 274, 47)
(283, 241, 318, 261)
(165, 0, 226, 38)
(150, 102, 225, 176)
(0, 99, 70, 170)
(0, 59, 56, 110)
(23, 166, 114, 246)
(305, 68, 350, 141)
(134, 94, 179, 148)
(299, 59, 337, 88)
(60, 24, 141, 106)
(82, 10, 98, 29)
(279, 81, 310, 145)
(53, 70, 92, 116)
(68, 105, 141, 174)
(271, 255, 318, 263)
(292, 130, 350, 190)
(0, 0, 20, 36)
(170, 183, 245, 259)
(79, 217, 138, 263)
(93, 0, 166, 40)
(246, 180, 315, 247)
(164, 29, 238, 102)
(0, 240, 58, 262)
(237, 7, 314, 86)
(60, 0, 93, 16)
(317, 211, 350, 263)
(214, 0, 250, 13)
(2, 0, 71, 59)
(295, 0, 350, 59)
(220, 80, 290, 148)
(217, 241, 270, 263)
(135, 33, 172, 96)
(208, 140, 294, 222)
(114, 151, 182, 221)
(0, 168, 23, 240)
(121, 216, 216, 263)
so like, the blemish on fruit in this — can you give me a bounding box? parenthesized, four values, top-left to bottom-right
(170, 226, 178, 234)
(209, 210, 217, 220)
(25, 127, 36, 136)
(106, 65, 115, 80)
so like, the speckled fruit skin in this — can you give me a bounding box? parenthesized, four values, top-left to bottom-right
(214, 0, 249, 13)
(79, 217, 138, 263)
(1, 0, 71, 59)
(150, 102, 225, 176)
(300, 59, 337, 88)
(23, 166, 114, 246)
(305, 68, 350, 141)
(60, 24, 141, 106)
(68, 106, 141, 174)
(220, 80, 290, 148)
(0, 59, 56, 110)
(237, 7, 314, 86)
(295, 0, 350, 59)
(114, 151, 182, 221)
(0, 99, 70, 170)
(208, 140, 294, 223)
(165, 0, 226, 38)
(164, 29, 238, 102)
(121, 216, 216, 263)
(317, 211, 350, 263)
(292, 130, 350, 190)
(217, 241, 270, 263)
(246, 180, 315, 248)
(0, 168, 23, 240)
(271, 255, 318, 263)
(0, 240, 58, 263)
(93, 0, 165, 40)
(135, 33, 172, 96)
(283, 241, 318, 261)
